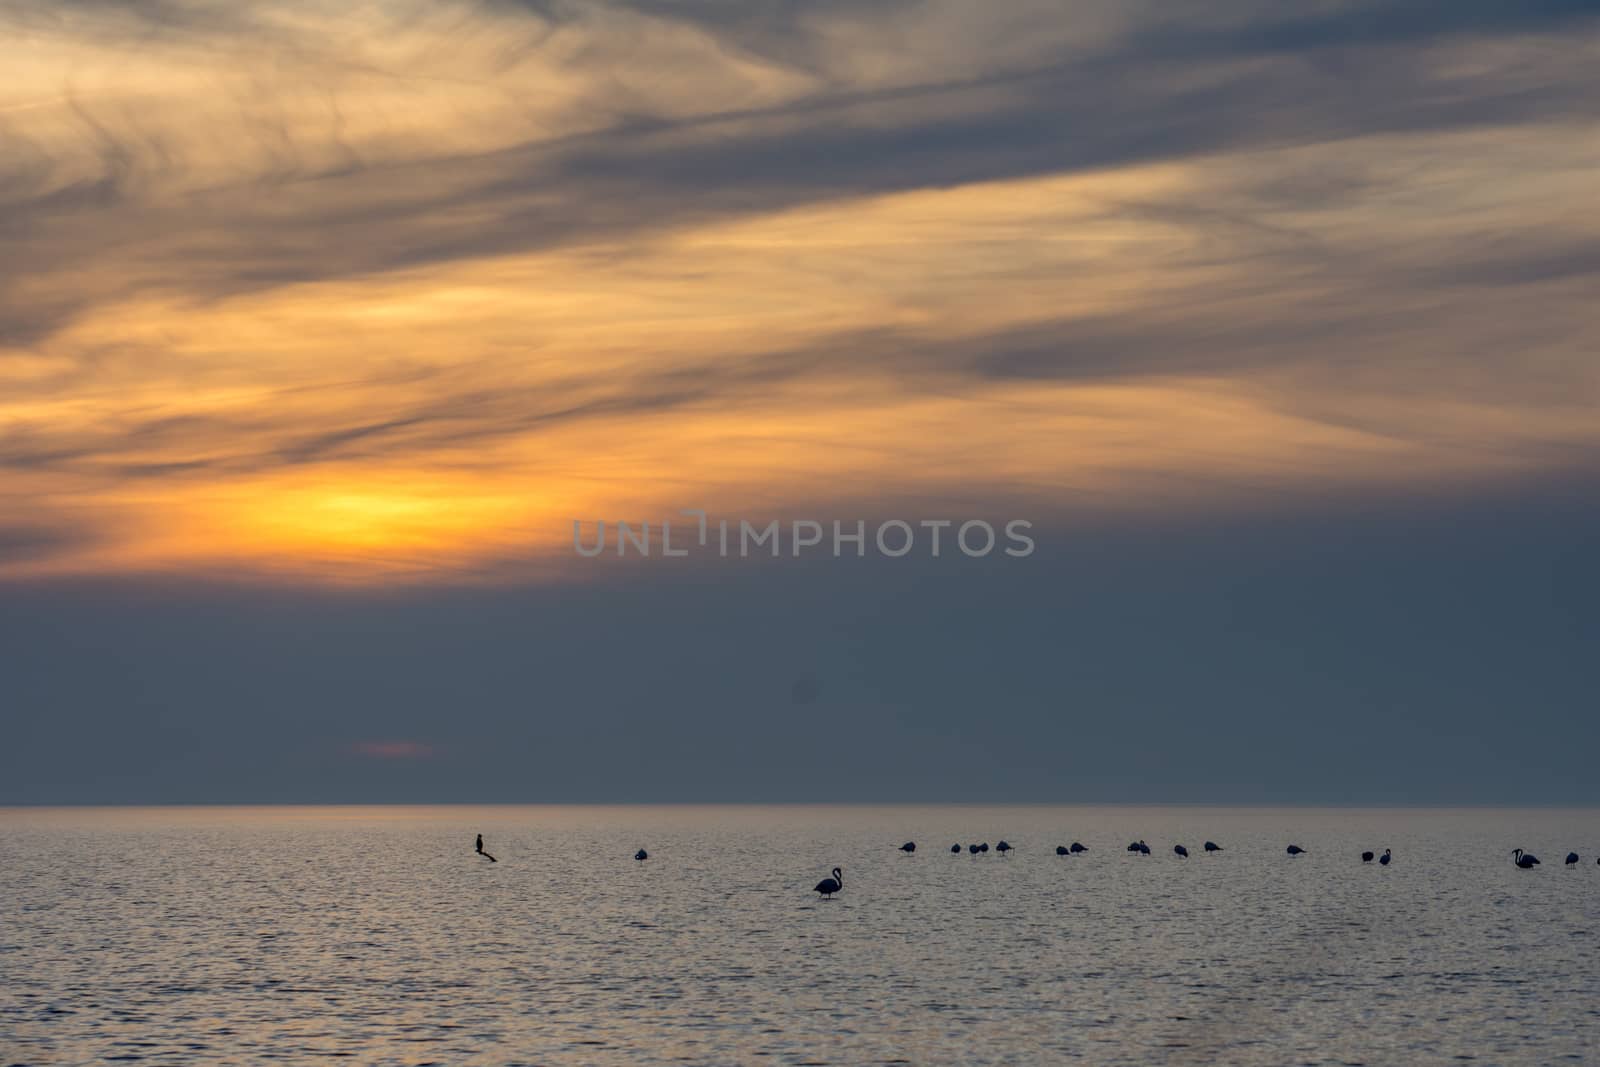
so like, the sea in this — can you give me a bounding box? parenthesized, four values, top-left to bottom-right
(2, 805, 1596, 1065)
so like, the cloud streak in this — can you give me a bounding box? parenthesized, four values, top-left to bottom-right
(1, 0, 1597, 579)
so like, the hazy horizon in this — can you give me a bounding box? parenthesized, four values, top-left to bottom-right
(5, 472, 1596, 806)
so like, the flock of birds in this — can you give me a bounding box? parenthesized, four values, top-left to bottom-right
(1514, 849, 1594, 870)
(799, 841, 1590, 898)
(476, 836, 1593, 897)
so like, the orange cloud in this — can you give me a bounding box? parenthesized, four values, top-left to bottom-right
(2, 1, 1597, 583)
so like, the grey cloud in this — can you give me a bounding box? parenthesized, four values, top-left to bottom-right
(0, 521, 98, 564)
(1129, 0, 1600, 60)
(1424, 238, 1600, 289)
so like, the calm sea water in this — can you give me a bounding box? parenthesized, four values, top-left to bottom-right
(2, 806, 1597, 1066)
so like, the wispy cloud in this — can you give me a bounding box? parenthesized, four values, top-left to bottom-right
(2, 0, 1597, 580)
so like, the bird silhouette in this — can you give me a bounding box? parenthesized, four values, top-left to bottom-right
(1203, 841, 1222, 853)
(1174, 845, 1189, 858)
(1286, 845, 1307, 856)
(1379, 849, 1391, 866)
(996, 840, 1013, 856)
(813, 867, 843, 898)
(969, 843, 981, 855)
(899, 841, 916, 854)
(475, 834, 497, 863)
(1127, 839, 1150, 854)
(1565, 852, 1579, 866)
(1361, 851, 1374, 862)
(1512, 849, 1540, 869)
(979, 843, 990, 853)
(634, 849, 648, 861)
(1069, 842, 1087, 854)
(1056, 845, 1070, 856)
(951, 843, 962, 853)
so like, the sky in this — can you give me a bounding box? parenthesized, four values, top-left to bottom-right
(1, 0, 1597, 803)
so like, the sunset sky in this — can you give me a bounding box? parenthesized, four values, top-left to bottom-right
(2, 0, 1597, 803)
